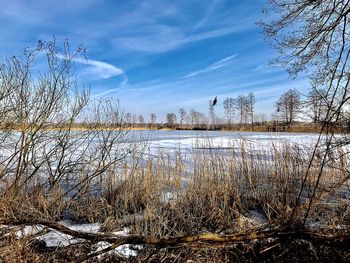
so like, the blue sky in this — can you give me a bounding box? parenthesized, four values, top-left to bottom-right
(0, 0, 309, 122)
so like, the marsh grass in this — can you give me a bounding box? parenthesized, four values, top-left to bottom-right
(0, 139, 349, 262)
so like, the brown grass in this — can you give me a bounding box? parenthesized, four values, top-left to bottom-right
(0, 140, 349, 261)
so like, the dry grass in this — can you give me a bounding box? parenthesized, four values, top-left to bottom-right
(0, 140, 349, 261)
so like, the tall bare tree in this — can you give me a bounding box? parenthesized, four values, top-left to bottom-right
(247, 92, 256, 126)
(276, 89, 301, 126)
(0, 39, 134, 198)
(178, 108, 187, 127)
(223, 97, 235, 127)
(125, 112, 132, 125)
(261, 0, 350, 130)
(306, 87, 328, 124)
(235, 95, 247, 125)
(166, 113, 177, 128)
(190, 109, 205, 126)
(150, 113, 157, 126)
(262, 0, 350, 221)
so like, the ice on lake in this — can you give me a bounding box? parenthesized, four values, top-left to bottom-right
(132, 130, 322, 160)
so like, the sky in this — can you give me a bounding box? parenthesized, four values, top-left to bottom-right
(0, 0, 310, 122)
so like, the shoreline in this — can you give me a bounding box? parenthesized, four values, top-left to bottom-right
(0, 123, 347, 134)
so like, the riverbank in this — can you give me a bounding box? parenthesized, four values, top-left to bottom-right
(1, 121, 348, 134)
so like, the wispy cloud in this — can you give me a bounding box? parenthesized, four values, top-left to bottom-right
(193, 0, 221, 30)
(56, 54, 124, 79)
(108, 1, 257, 54)
(76, 58, 124, 79)
(184, 54, 237, 78)
(114, 22, 255, 53)
(0, 0, 99, 26)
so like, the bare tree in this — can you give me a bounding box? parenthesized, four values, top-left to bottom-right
(262, 0, 350, 221)
(235, 95, 247, 125)
(306, 87, 328, 124)
(125, 112, 132, 125)
(190, 109, 205, 126)
(223, 97, 235, 128)
(247, 92, 256, 126)
(0, 39, 134, 198)
(166, 113, 177, 128)
(178, 108, 187, 127)
(150, 113, 157, 126)
(262, 0, 350, 130)
(138, 114, 145, 124)
(276, 89, 301, 126)
(190, 109, 197, 126)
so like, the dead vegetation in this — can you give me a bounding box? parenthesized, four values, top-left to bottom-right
(0, 139, 350, 262)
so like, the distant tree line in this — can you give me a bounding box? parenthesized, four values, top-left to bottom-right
(123, 87, 350, 131)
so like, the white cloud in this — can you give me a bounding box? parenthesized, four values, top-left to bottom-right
(193, 0, 221, 30)
(56, 54, 124, 79)
(184, 54, 237, 78)
(110, 1, 257, 54)
(77, 58, 124, 79)
(114, 22, 254, 54)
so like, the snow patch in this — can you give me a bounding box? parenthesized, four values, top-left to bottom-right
(15, 225, 44, 238)
(91, 241, 140, 258)
(12, 222, 139, 258)
(113, 227, 130, 236)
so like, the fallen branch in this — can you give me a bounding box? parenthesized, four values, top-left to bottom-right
(1, 219, 350, 248)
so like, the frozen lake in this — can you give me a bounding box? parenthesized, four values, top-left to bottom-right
(1, 129, 344, 195)
(131, 130, 321, 158)
(132, 130, 319, 144)
(124, 129, 349, 171)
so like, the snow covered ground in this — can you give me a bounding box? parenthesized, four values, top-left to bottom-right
(134, 130, 322, 164)
(13, 221, 139, 258)
(140, 130, 319, 151)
